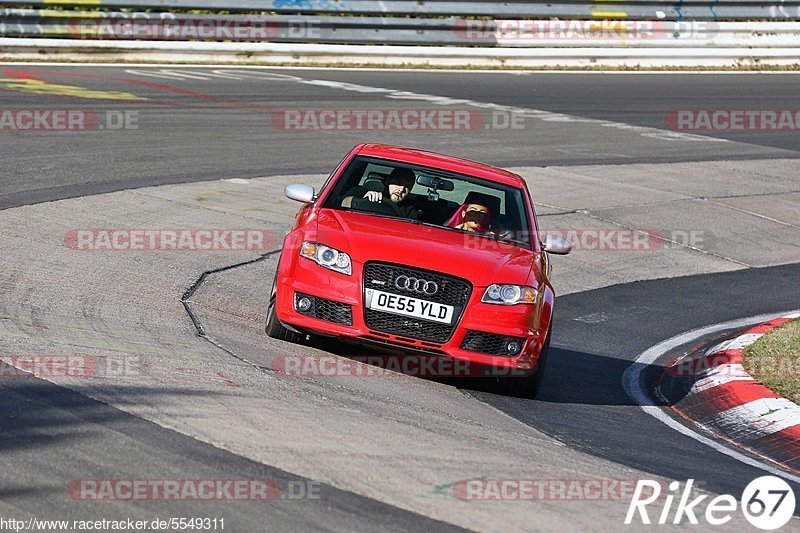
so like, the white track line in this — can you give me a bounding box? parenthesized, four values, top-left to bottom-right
(622, 310, 800, 483)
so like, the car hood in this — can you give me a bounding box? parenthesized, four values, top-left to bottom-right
(316, 209, 535, 286)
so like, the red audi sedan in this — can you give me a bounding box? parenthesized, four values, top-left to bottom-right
(266, 144, 571, 398)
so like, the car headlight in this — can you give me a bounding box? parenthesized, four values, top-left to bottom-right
(300, 241, 352, 275)
(481, 284, 537, 305)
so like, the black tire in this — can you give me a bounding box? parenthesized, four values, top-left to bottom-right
(493, 326, 552, 399)
(265, 270, 306, 345)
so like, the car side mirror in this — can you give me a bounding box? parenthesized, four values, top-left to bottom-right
(284, 184, 316, 204)
(542, 234, 572, 255)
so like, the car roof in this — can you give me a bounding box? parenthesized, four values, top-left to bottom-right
(356, 144, 526, 188)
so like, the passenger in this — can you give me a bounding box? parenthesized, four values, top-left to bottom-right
(341, 167, 419, 220)
(445, 200, 491, 233)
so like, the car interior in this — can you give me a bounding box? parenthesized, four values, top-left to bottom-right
(332, 161, 532, 246)
(362, 170, 504, 228)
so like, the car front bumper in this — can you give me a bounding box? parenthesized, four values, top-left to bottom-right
(275, 254, 549, 374)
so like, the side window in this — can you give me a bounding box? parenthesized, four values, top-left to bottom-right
(319, 149, 355, 199)
(325, 159, 368, 207)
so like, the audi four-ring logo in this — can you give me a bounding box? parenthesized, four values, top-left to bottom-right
(394, 275, 439, 295)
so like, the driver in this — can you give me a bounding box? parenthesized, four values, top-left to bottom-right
(341, 167, 420, 220)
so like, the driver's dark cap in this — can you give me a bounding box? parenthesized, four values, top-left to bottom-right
(387, 167, 415, 187)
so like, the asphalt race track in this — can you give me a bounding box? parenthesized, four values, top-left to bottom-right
(1, 65, 799, 531)
(2, 67, 799, 209)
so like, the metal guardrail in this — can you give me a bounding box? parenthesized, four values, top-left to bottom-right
(9, 10, 465, 45)
(3, 11, 800, 46)
(0, 2, 798, 66)
(0, 1, 799, 20)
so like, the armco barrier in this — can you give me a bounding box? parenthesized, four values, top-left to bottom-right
(3, 10, 800, 47)
(0, 2, 798, 66)
(0, 1, 799, 20)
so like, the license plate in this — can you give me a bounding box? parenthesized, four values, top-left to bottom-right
(365, 289, 454, 324)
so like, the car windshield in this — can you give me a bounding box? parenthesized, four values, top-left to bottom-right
(322, 156, 534, 248)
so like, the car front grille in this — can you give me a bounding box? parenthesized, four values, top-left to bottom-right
(460, 330, 525, 356)
(295, 292, 353, 326)
(363, 262, 471, 343)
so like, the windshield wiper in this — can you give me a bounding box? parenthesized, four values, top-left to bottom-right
(344, 207, 424, 225)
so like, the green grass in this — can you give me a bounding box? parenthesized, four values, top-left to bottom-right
(743, 318, 800, 404)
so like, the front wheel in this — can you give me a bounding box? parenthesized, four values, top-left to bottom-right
(265, 269, 306, 345)
(493, 327, 551, 399)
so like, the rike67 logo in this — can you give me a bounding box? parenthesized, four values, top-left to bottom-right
(626, 477, 795, 530)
